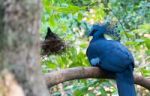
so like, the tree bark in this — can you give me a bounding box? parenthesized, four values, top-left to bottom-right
(0, 0, 49, 96)
(45, 67, 150, 90)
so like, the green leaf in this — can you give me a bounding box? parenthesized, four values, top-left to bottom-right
(144, 38, 150, 49)
(140, 68, 150, 77)
(73, 86, 88, 96)
(78, 12, 83, 21)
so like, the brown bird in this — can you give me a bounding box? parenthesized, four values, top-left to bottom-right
(41, 27, 66, 56)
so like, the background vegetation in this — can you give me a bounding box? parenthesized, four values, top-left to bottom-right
(41, 0, 150, 96)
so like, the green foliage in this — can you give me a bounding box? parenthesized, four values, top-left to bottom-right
(41, 0, 150, 95)
(73, 80, 116, 96)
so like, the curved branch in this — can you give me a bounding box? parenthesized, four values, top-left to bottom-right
(45, 67, 150, 90)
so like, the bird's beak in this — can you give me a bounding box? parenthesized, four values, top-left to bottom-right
(88, 29, 94, 36)
(88, 32, 92, 36)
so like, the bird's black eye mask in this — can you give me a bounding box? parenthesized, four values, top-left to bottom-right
(89, 29, 98, 36)
(92, 29, 97, 33)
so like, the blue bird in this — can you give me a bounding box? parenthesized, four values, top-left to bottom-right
(86, 24, 136, 96)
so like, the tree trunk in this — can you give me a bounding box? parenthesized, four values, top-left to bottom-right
(0, 0, 49, 96)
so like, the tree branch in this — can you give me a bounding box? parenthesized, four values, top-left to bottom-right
(45, 67, 150, 90)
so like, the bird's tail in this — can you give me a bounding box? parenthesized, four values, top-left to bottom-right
(116, 66, 136, 96)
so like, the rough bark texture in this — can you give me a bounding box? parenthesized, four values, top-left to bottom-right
(0, 0, 49, 96)
(45, 67, 150, 90)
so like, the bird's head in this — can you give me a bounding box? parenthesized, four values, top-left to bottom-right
(89, 24, 110, 38)
(89, 23, 121, 41)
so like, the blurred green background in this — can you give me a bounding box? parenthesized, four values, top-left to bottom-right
(40, 0, 150, 96)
